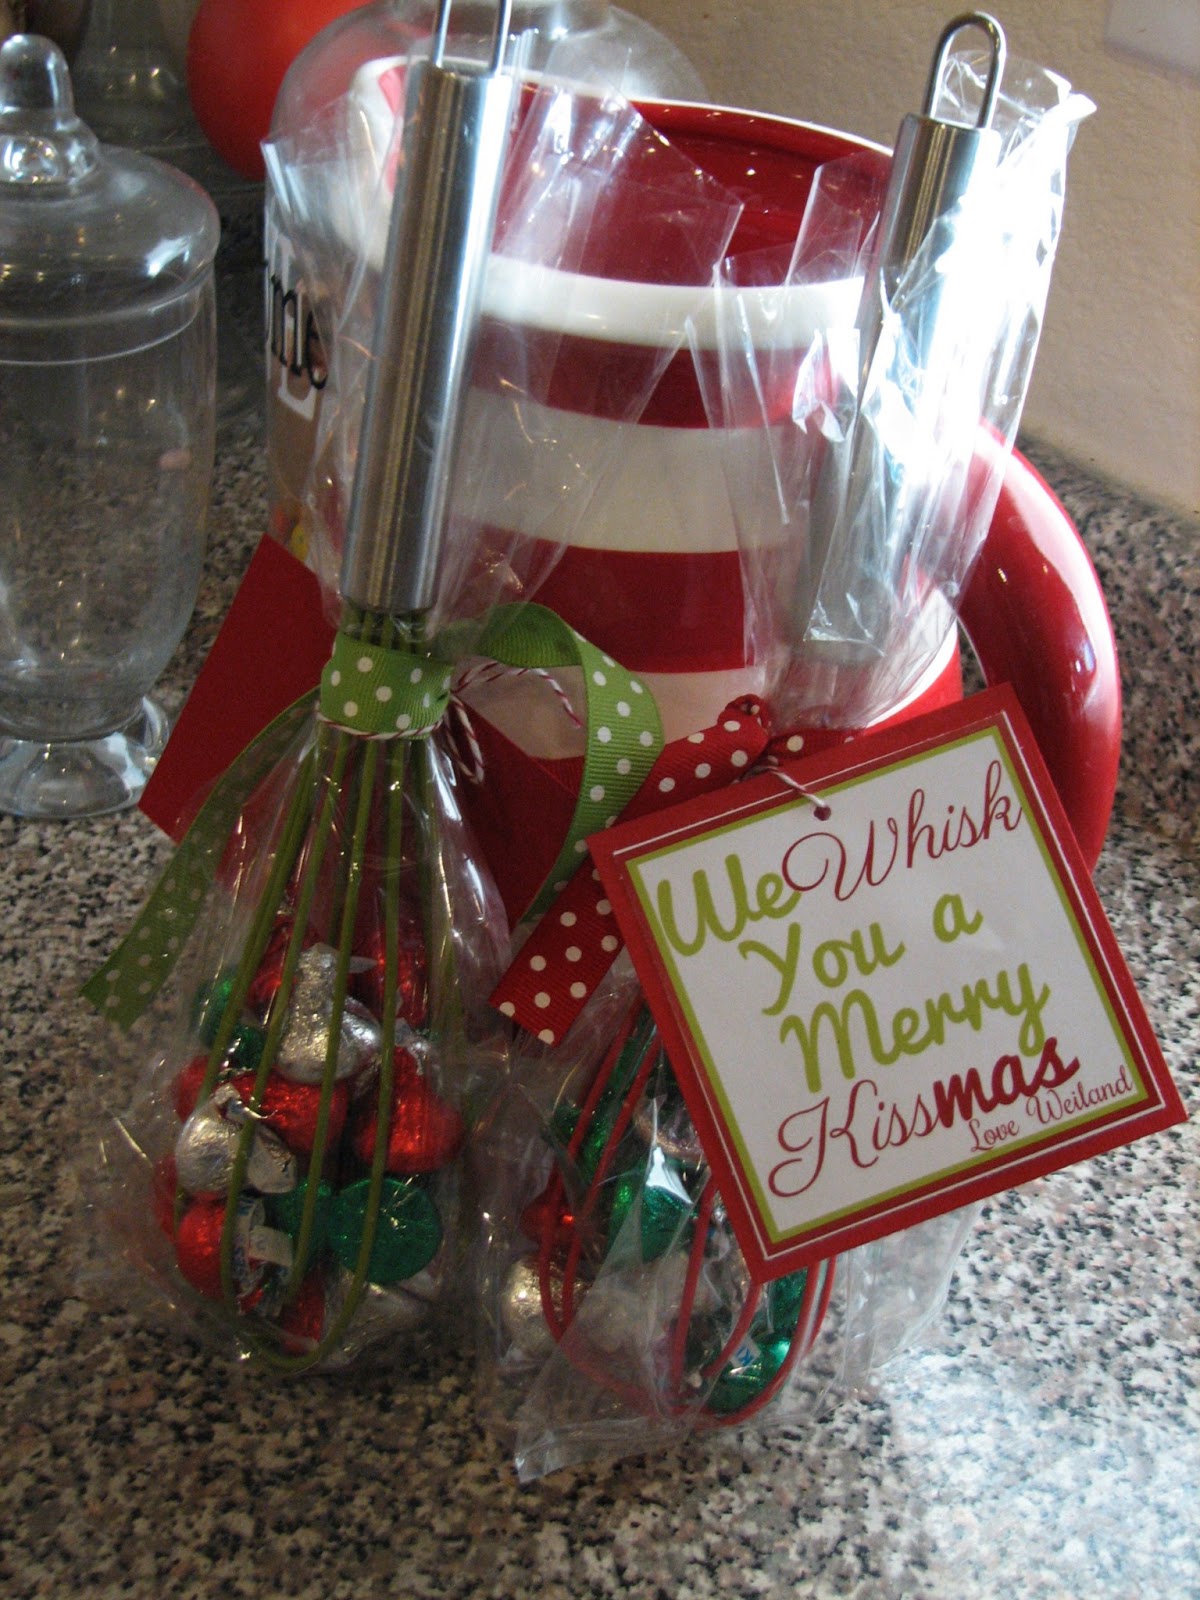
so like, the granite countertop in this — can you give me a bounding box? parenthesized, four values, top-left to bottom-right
(2, 401, 1197, 1598)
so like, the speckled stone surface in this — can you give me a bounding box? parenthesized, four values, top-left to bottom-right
(1, 409, 1196, 1599)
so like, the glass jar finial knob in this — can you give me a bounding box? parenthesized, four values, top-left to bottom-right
(0, 33, 98, 184)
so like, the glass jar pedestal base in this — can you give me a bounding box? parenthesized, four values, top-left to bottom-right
(0, 697, 169, 819)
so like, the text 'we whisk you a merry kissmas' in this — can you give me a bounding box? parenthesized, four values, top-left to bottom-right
(641, 751, 1112, 1202)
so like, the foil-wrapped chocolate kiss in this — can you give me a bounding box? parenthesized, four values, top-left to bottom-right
(175, 1083, 298, 1198)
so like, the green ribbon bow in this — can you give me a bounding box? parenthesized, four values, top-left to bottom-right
(82, 603, 661, 1029)
(319, 633, 452, 738)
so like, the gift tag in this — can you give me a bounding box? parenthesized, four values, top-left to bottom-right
(591, 686, 1186, 1281)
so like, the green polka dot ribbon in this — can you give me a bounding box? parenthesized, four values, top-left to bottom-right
(319, 632, 452, 738)
(480, 604, 663, 921)
(82, 602, 662, 1028)
(80, 696, 314, 1030)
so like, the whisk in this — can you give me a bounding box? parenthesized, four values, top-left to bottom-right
(507, 998, 836, 1424)
(169, 0, 518, 1370)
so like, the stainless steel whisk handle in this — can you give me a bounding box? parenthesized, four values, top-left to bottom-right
(796, 11, 1009, 666)
(855, 11, 1006, 394)
(340, 0, 517, 618)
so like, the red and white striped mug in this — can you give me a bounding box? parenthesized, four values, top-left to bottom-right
(461, 100, 1118, 905)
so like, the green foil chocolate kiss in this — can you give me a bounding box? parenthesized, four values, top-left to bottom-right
(328, 1177, 442, 1285)
(191, 971, 263, 1071)
(193, 971, 237, 1045)
(766, 1269, 809, 1339)
(607, 1169, 691, 1262)
(267, 1178, 335, 1257)
(706, 1335, 791, 1416)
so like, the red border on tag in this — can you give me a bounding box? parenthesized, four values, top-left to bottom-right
(591, 685, 1186, 1279)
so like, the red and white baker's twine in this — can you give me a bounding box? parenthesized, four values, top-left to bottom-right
(445, 661, 584, 785)
(763, 742, 832, 820)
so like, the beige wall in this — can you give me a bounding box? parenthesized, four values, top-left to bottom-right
(630, 0, 1200, 515)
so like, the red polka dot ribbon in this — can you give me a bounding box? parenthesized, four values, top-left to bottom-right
(491, 701, 769, 1044)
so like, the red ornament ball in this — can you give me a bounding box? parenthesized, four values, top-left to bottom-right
(186, 0, 369, 181)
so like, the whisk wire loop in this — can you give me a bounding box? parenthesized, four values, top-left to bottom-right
(534, 998, 836, 1424)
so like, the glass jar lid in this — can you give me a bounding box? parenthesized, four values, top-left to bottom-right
(0, 33, 220, 359)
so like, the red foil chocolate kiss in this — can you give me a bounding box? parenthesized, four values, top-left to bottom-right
(174, 1198, 266, 1308)
(351, 1049, 464, 1174)
(230, 1072, 349, 1156)
(276, 1272, 327, 1355)
(248, 917, 319, 1016)
(173, 1056, 210, 1121)
(520, 1180, 575, 1250)
(174, 1058, 349, 1157)
(350, 918, 428, 1029)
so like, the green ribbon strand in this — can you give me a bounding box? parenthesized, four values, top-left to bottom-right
(480, 604, 663, 919)
(81, 697, 315, 1031)
(319, 632, 452, 738)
